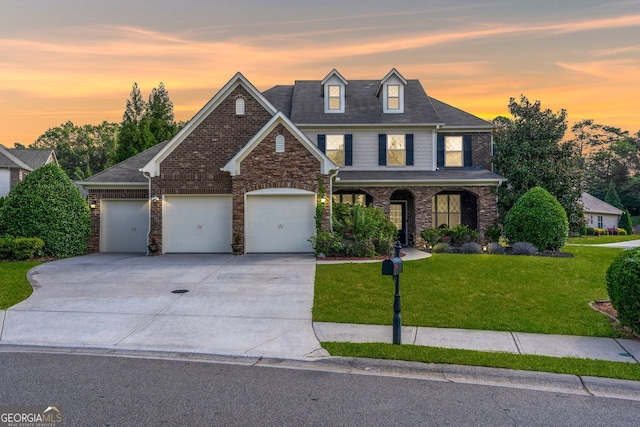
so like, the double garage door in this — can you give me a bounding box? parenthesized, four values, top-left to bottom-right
(100, 193, 315, 253)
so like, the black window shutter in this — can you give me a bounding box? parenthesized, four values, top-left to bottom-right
(437, 135, 445, 167)
(317, 134, 326, 153)
(406, 134, 414, 166)
(463, 135, 472, 167)
(345, 134, 353, 166)
(378, 134, 387, 166)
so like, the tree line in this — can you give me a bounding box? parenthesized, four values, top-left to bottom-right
(493, 95, 640, 232)
(17, 82, 184, 180)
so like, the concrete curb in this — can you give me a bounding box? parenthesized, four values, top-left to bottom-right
(1, 344, 638, 401)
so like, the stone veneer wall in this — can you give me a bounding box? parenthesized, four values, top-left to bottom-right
(231, 123, 330, 252)
(335, 185, 497, 247)
(87, 188, 148, 253)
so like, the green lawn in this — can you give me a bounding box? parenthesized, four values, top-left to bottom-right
(323, 342, 640, 381)
(314, 246, 625, 337)
(0, 261, 40, 309)
(567, 235, 639, 245)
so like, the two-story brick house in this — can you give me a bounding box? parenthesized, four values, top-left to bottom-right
(81, 69, 504, 254)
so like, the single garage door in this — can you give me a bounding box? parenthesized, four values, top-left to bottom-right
(101, 200, 149, 252)
(164, 195, 232, 253)
(245, 191, 315, 253)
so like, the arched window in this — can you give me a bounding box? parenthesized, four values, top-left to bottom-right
(235, 98, 245, 115)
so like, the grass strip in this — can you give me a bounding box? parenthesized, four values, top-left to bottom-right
(567, 235, 640, 245)
(323, 342, 640, 381)
(0, 261, 40, 309)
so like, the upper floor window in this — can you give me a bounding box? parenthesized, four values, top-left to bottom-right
(387, 85, 400, 110)
(328, 85, 341, 110)
(437, 135, 472, 168)
(326, 135, 344, 165)
(445, 136, 463, 167)
(235, 98, 245, 115)
(387, 135, 405, 166)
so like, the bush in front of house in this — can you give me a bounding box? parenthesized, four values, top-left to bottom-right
(504, 187, 568, 251)
(484, 225, 502, 243)
(620, 210, 633, 235)
(459, 242, 483, 254)
(310, 203, 397, 258)
(432, 242, 450, 253)
(510, 242, 538, 255)
(586, 227, 595, 236)
(0, 236, 45, 260)
(0, 164, 90, 257)
(606, 247, 640, 334)
(420, 224, 478, 248)
(487, 242, 505, 254)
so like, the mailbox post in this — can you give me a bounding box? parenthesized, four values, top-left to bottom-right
(382, 241, 403, 345)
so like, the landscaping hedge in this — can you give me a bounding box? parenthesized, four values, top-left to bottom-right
(606, 247, 640, 334)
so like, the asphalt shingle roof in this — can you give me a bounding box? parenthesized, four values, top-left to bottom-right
(581, 192, 623, 216)
(82, 140, 170, 184)
(9, 149, 55, 169)
(335, 168, 505, 184)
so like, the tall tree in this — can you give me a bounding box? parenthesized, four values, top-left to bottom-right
(147, 82, 178, 144)
(113, 83, 154, 163)
(493, 95, 584, 231)
(31, 121, 119, 179)
(604, 181, 624, 209)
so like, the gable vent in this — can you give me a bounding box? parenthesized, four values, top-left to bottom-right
(275, 135, 285, 153)
(236, 98, 245, 115)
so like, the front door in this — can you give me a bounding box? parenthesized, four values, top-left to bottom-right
(390, 202, 407, 245)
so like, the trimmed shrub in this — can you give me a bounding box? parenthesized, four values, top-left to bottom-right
(459, 242, 482, 254)
(594, 228, 607, 236)
(0, 236, 14, 259)
(484, 225, 502, 243)
(619, 210, 633, 235)
(503, 187, 568, 251)
(619, 228, 627, 236)
(0, 236, 44, 260)
(487, 242, 505, 254)
(606, 248, 640, 334)
(607, 227, 619, 236)
(432, 242, 450, 253)
(586, 227, 595, 236)
(0, 164, 90, 257)
(511, 242, 538, 255)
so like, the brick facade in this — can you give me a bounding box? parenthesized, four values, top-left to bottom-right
(87, 188, 148, 253)
(230, 123, 329, 253)
(334, 184, 497, 247)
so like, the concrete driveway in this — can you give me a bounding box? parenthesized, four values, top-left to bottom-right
(0, 254, 328, 359)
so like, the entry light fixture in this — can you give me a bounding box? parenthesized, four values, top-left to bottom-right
(319, 196, 327, 204)
(89, 199, 97, 209)
(151, 196, 160, 203)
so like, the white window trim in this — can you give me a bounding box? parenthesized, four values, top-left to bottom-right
(444, 136, 464, 168)
(387, 134, 406, 166)
(382, 83, 404, 114)
(326, 135, 345, 166)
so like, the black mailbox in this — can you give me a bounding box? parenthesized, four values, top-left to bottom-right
(382, 257, 403, 276)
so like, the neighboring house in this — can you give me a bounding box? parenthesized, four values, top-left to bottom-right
(0, 145, 58, 197)
(581, 192, 623, 230)
(80, 69, 505, 254)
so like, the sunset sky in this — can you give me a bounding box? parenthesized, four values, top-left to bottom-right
(1, 0, 639, 147)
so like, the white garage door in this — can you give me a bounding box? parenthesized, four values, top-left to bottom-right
(164, 195, 232, 253)
(101, 200, 149, 253)
(0, 169, 11, 197)
(245, 192, 315, 253)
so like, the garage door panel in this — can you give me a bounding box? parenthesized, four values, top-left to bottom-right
(246, 194, 315, 253)
(101, 200, 149, 253)
(164, 196, 232, 253)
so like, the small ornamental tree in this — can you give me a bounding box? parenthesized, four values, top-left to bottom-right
(0, 164, 90, 257)
(503, 187, 568, 251)
(606, 247, 640, 334)
(619, 210, 633, 235)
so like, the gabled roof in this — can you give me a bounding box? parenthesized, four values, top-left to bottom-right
(9, 148, 57, 169)
(141, 72, 278, 177)
(0, 145, 32, 170)
(80, 140, 170, 187)
(321, 69, 348, 87)
(429, 98, 494, 129)
(264, 79, 443, 125)
(581, 192, 623, 216)
(376, 68, 407, 96)
(222, 112, 336, 176)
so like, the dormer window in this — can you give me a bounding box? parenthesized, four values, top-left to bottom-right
(322, 69, 348, 114)
(387, 85, 399, 110)
(328, 85, 341, 110)
(379, 68, 407, 114)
